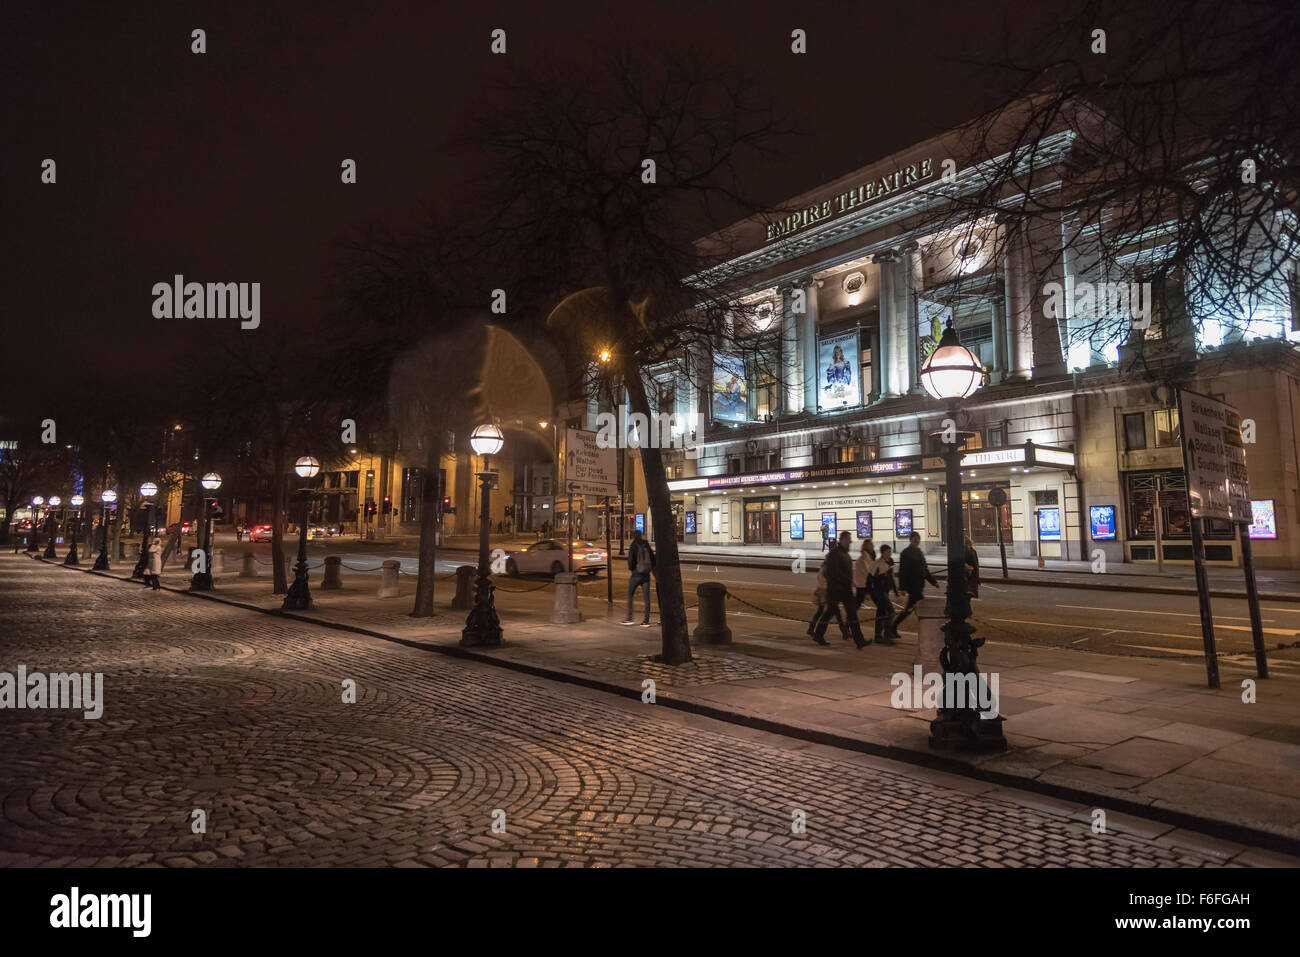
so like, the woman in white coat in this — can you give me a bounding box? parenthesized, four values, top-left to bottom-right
(853, 539, 876, 612)
(145, 536, 163, 591)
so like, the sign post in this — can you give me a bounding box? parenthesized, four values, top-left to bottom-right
(1177, 388, 1257, 689)
(1221, 406, 1268, 678)
(988, 486, 1009, 579)
(605, 496, 613, 606)
(562, 428, 619, 577)
(1034, 509, 1044, 568)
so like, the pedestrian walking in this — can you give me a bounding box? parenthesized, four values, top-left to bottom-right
(820, 522, 830, 552)
(868, 544, 900, 643)
(888, 531, 938, 640)
(812, 531, 868, 648)
(807, 562, 844, 638)
(145, 536, 163, 590)
(621, 529, 655, 626)
(853, 538, 876, 612)
(964, 534, 981, 599)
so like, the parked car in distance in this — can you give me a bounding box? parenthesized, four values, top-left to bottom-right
(503, 539, 607, 578)
(248, 524, 273, 542)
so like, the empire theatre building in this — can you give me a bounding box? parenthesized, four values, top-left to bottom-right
(653, 104, 1300, 569)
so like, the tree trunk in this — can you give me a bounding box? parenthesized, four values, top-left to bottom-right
(271, 467, 288, 594)
(624, 367, 691, 665)
(412, 446, 441, 617)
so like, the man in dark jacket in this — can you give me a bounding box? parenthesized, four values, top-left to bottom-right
(812, 531, 867, 648)
(888, 531, 938, 641)
(621, 530, 655, 626)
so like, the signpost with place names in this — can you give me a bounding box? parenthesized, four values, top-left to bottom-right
(1177, 388, 1266, 686)
(562, 429, 617, 573)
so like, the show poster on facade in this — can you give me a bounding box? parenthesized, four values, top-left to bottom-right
(1178, 389, 1251, 522)
(817, 331, 860, 410)
(1038, 507, 1061, 541)
(917, 298, 953, 369)
(789, 512, 804, 540)
(820, 512, 837, 540)
(1249, 500, 1277, 539)
(856, 510, 872, 539)
(684, 512, 696, 535)
(894, 509, 913, 538)
(635, 513, 645, 533)
(711, 352, 748, 422)
(1090, 505, 1116, 540)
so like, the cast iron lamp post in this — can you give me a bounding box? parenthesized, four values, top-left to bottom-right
(190, 472, 222, 591)
(42, 496, 61, 558)
(93, 490, 116, 569)
(65, 494, 84, 565)
(919, 320, 1006, 752)
(461, 422, 504, 647)
(283, 456, 320, 611)
(26, 497, 43, 554)
(131, 482, 158, 579)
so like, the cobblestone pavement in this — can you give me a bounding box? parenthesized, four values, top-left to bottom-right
(0, 556, 1286, 867)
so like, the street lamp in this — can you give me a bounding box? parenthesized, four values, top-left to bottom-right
(26, 497, 43, 554)
(462, 423, 504, 647)
(65, 494, 84, 565)
(42, 496, 61, 558)
(132, 482, 159, 579)
(283, 456, 320, 610)
(190, 472, 222, 591)
(93, 490, 116, 569)
(920, 320, 1005, 752)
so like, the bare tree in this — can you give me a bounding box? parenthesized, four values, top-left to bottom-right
(476, 52, 790, 664)
(897, 0, 1299, 391)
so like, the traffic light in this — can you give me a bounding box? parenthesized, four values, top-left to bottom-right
(442, 496, 451, 510)
(382, 496, 392, 515)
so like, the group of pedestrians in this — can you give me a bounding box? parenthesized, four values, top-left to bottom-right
(808, 530, 980, 648)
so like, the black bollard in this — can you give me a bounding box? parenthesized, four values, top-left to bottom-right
(452, 564, 476, 610)
(321, 555, 342, 589)
(692, 582, 732, 645)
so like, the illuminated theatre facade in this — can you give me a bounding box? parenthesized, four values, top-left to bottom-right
(650, 115, 1300, 568)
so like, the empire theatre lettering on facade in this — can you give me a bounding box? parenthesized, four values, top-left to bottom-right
(765, 158, 936, 243)
(631, 102, 1300, 568)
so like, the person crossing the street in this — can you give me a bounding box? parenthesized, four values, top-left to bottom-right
(887, 531, 938, 641)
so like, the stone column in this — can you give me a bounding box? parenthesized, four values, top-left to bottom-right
(989, 297, 1009, 385)
(781, 284, 802, 414)
(1001, 219, 1034, 380)
(874, 251, 907, 397)
(902, 242, 922, 393)
(1025, 216, 1067, 377)
(869, 328, 882, 401)
(801, 279, 821, 413)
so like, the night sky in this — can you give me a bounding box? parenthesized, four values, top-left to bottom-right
(2, 0, 1069, 422)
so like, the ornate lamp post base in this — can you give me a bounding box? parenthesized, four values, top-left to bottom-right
(460, 574, 502, 647)
(930, 709, 1007, 752)
(282, 560, 314, 611)
(189, 573, 213, 591)
(64, 542, 80, 566)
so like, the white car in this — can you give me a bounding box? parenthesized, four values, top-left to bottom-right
(504, 539, 607, 578)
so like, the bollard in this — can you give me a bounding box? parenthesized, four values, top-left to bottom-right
(240, 552, 256, 577)
(913, 596, 946, 670)
(550, 572, 582, 624)
(377, 559, 401, 598)
(452, 565, 475, 610)
(211, 549, 224, 575)
(692, 582, 732, 645)
(322, 555, 342, 589)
